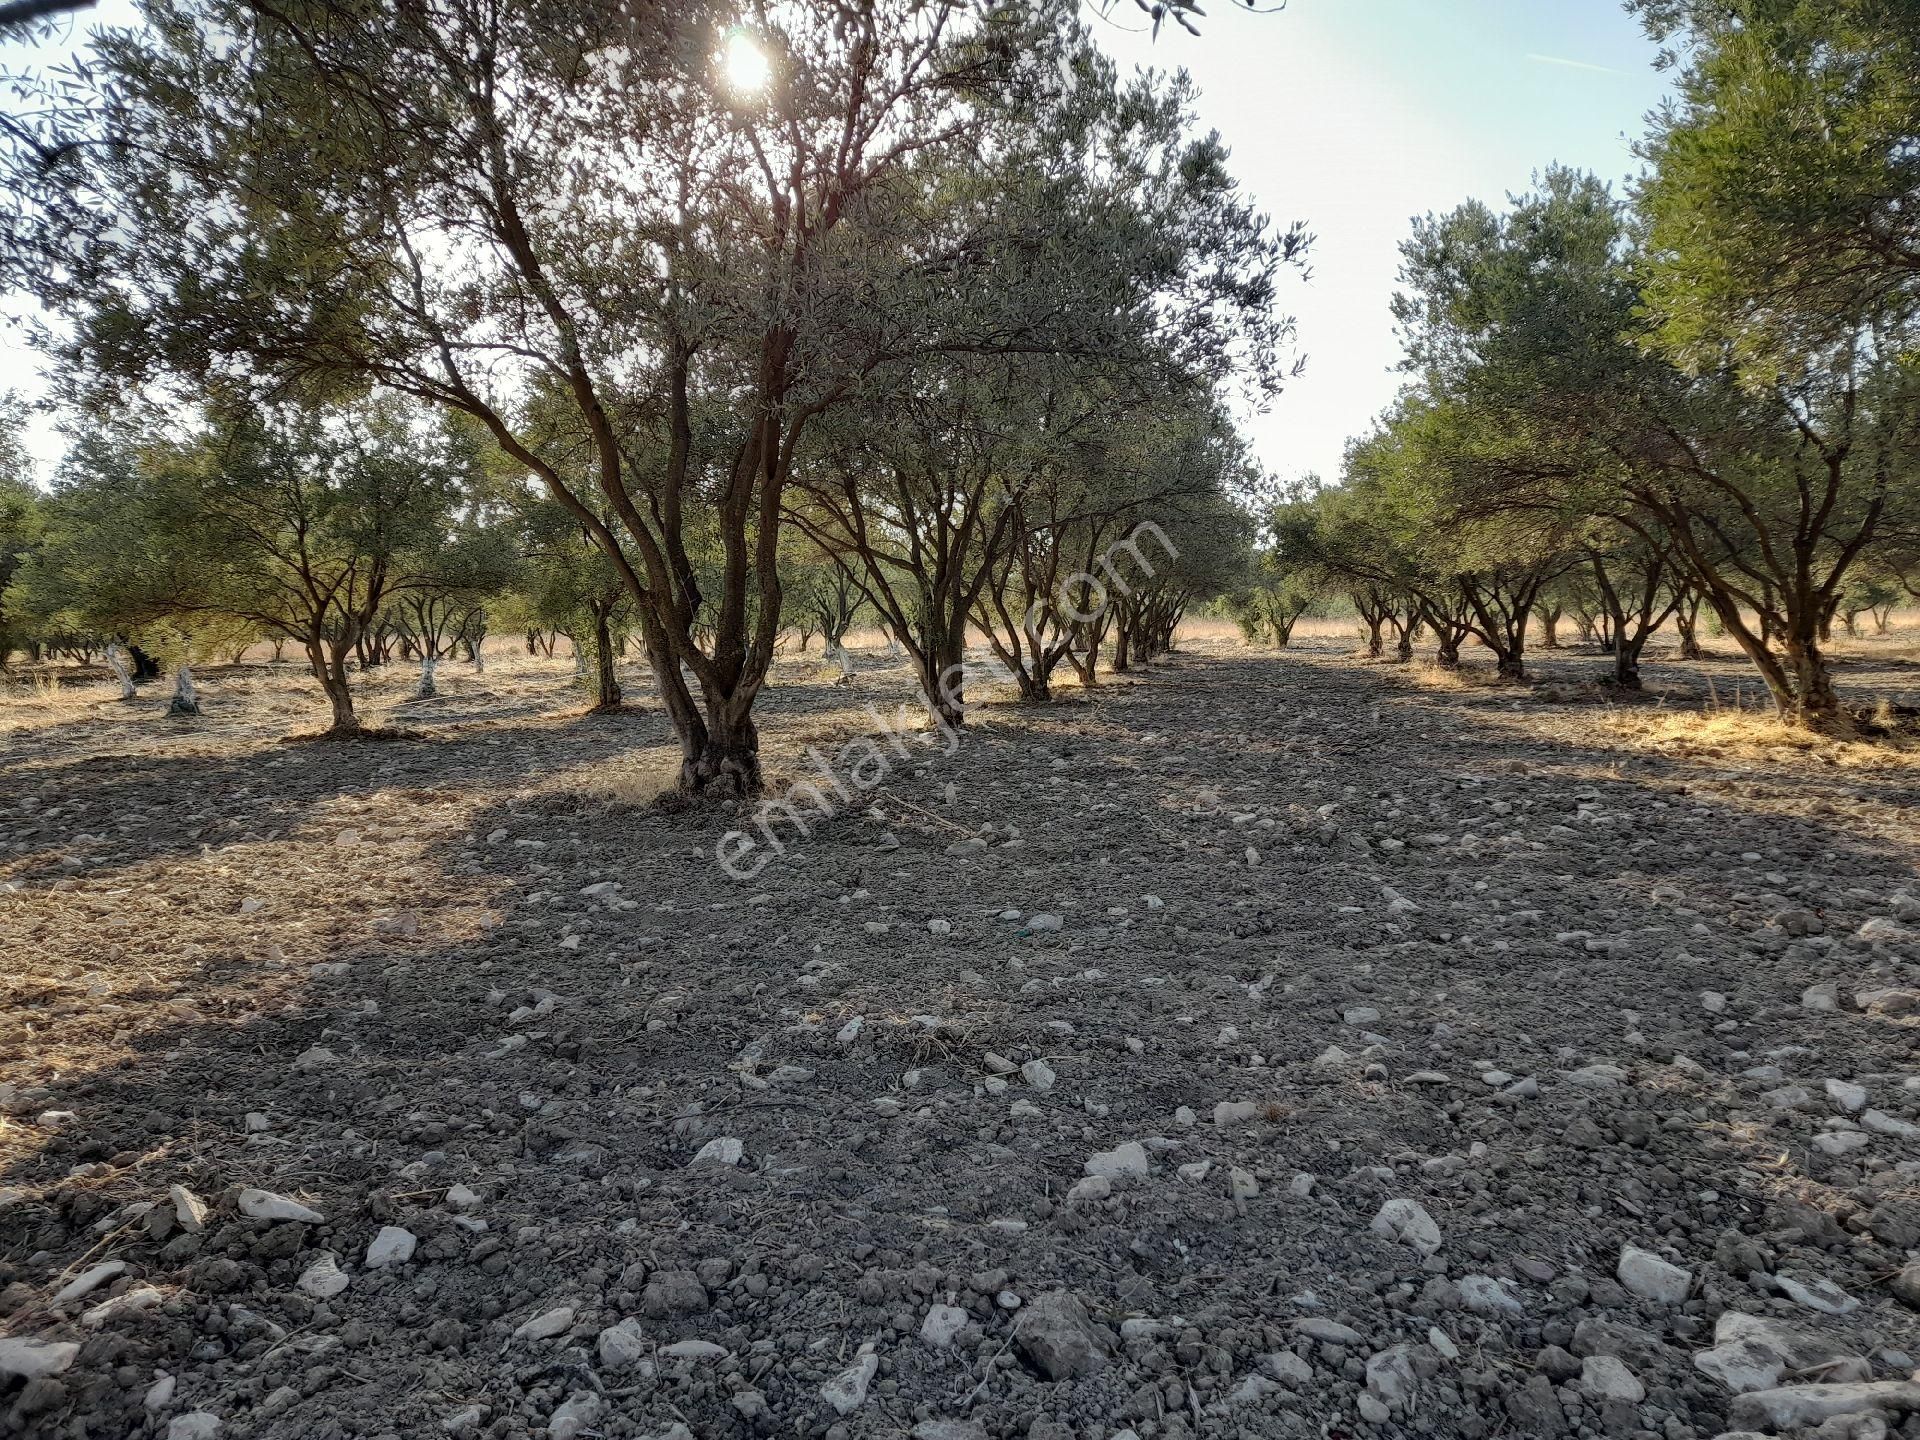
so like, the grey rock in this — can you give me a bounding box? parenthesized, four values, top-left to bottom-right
(1369, 1198, 1442, 1255)
(1616, 1244, 1690, 1303)
(920, 1304, 968, 1349)
(236, 1188, 324, 1224)
(641, 1270, 709, 1318)
(1014, 1291, 1109, 1379)
(1729, 1382, 1920, 1430)
(597, 1318, 648, 1370)
(820, 1349, 878, 1415)
(1580, 1354, 1645, 1403)
(364, 1226, 417, 1269)
(547, 1392, 601, 1440)
(1297, 1317, 1365, 1346)
(0, 1338, 79, 1380)
(511, 1305, 575, 1342)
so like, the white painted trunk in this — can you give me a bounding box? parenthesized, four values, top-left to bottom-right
(829, 642, 856, 684)
(472, 642, 485, 674)
(417, 652, 437, 699)
(168, 664, 201, 716)
(104, 644, 136, 701)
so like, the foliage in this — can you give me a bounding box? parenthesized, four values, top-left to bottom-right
(26, 399, 482, 729)
(1631, 0, 1920, 374)
(1, 0, 1303, 789)
(0, 393, 44, 666)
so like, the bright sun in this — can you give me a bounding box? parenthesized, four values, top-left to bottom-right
(723, 30, 772, 93)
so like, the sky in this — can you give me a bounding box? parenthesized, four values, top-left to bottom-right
(1092, 0, 1676, 486)
(1, 0, 1676, 485)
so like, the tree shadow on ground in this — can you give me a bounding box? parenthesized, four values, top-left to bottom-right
(2, 645, 1917, 1438)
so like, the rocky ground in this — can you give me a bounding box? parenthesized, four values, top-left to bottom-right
(2, 633, 1918, 1440)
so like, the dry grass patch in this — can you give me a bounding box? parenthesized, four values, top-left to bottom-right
(553, 761, 681, 812)
(1403, 658, 1515, 692)
(1604, 707, 1920, 770)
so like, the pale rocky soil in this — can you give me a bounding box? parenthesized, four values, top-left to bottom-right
(1, 630, 1919, 1440)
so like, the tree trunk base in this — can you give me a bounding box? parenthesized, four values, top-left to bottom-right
(681, 742, 762, 797)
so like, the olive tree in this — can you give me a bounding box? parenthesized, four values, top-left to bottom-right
(32, 400, 475, 732)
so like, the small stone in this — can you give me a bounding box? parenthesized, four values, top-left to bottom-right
(1729, 1381, 1920, 1430)
(1014, 1291, 1108, 1379)
(692, 1136, 743, 1166)
(921, 1304, 969, 1348)
(1616, 1244, 1690, 1304)
(1020, 1059, 1056, 1093)
(296, 1253, 350, 1300)
(512, 1305, 576, 1342)
(167, 1416, 222, 1440)
(1083, 1141, 1148, 1183)
(364, 1226, 417, 1269)
(546, 1391, 601, 1440)
(1825, 1079, 1868, 1114)
(1369, 1198, 1443, 1256)
(1775, 1273, 1858, 1316)
(236, 1188, 324, 1224)
(821, 1348, 878, 1415)
(1580, 1354, 1645, 1403)
(597, 1318, 648, 1369)
(1066, 1175, 1111, 1204)
(50, 1260, 126, 1307)
(0, 1338, 79, 1380)
(169, 1184, 209, 1233)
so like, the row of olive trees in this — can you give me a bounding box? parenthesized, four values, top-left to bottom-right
(1229, 0, 1920, 733)
(0, 399, 515, 731)
(0, 373, 1265, 736)
(1, 1, 1303, 788)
